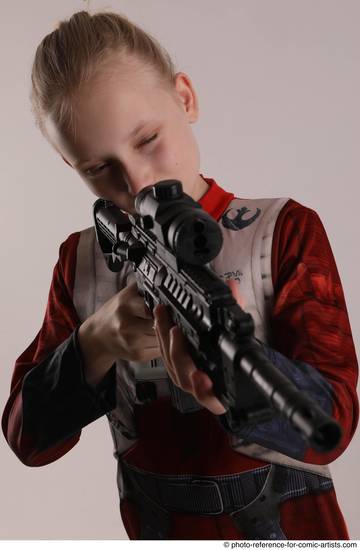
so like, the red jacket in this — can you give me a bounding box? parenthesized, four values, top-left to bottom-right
(2, 176, 358, 539)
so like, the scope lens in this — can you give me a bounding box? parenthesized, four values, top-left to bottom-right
(194, 235, 207, 248)
(193, 221, 205, 233)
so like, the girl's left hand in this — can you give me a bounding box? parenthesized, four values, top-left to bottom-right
(153, 303, 226, 415)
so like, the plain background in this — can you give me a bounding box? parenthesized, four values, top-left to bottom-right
(1, 0, 359, 540)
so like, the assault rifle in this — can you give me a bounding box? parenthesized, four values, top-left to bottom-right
(93, 179, 342, 452)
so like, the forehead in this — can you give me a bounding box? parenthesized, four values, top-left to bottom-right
(45, 61, 176, 164)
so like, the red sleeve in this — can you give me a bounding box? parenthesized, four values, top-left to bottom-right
(271, 199, 359, 464)
(1, 232, 82, 466)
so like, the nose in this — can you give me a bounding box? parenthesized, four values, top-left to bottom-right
(122, 161, 154, 197)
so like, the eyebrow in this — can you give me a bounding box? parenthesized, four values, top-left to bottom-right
(75, 120, 151, 169)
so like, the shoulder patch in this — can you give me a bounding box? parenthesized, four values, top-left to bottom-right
(222, 206, 261, 231)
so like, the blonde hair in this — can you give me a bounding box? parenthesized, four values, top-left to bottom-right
(30, 10, 177, 139)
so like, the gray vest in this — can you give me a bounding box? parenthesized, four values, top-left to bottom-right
(73, 196, 331, 479)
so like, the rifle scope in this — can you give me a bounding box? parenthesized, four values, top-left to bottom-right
(134, 179, 223, 265)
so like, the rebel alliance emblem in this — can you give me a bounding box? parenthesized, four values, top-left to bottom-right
(221, 206, 261, 231)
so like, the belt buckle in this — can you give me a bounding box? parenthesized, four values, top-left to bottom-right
(190, 479, 224, 515)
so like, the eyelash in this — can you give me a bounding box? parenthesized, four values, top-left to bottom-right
(138, 133, 158, 149)
(84, 133, 158, 177)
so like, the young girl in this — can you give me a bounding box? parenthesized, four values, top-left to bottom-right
(2, 10, 358, 540)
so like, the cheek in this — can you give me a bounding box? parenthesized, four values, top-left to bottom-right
(176, 125, 199, 167)
(160, 129, 199, 175)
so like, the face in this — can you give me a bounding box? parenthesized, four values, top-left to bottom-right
(45, 57, 208, 214)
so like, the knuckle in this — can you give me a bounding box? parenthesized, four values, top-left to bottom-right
(115, 319, 126, 336)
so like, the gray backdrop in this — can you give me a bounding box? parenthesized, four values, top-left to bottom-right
(1, 0, 359, 540)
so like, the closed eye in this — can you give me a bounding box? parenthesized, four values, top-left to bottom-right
(137, 133, 158, 149)
(83, 134, 158, 177)
(83, 164, 109, 177)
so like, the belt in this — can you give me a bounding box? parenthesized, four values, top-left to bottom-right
(121, 460, 333, 540)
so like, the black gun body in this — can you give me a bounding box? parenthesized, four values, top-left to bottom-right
(125, 225, 231, 399)
(93, 186, 342, 453)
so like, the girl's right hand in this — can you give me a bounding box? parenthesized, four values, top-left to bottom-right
(77, 281, 161, 386)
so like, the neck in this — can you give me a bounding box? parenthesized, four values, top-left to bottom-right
(193, 174, 209, 201)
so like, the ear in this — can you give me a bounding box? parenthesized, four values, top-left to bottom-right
(173, 72, 199, 123)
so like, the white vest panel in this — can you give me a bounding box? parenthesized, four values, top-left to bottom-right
(73, 196, 331, 478)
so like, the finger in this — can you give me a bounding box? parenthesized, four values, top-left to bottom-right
(169, 327, 226, 416)
(153, 303, 173, 361)
(153, 307, 179, 385)
(122, 317, 157, 336)
(169, 326, 197, 392)
(124, 282, 153, 319)
(134, 299, 153, 320)
(143, 318, 158, 336)
(156, 331, 180, 386)
(190, 369, 227, 415)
